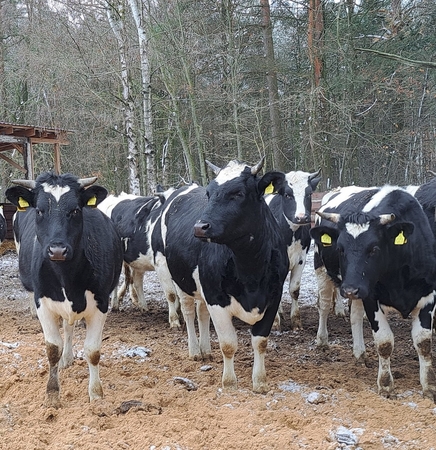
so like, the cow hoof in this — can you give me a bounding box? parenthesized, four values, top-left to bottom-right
(45, 393, 61, 409)
(253, 382, 269, 394)
(290, 319, 303, 331)
(422, 389, 436, 403)
(169, 320, 182, 329)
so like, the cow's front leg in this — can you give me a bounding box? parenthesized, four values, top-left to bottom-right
(208, 305, 238, 390)
(370, 305, 395, 398)
(350, 299, 366, 362)
(83, 308, 107, 401)
(289, 263, 304, 330)
(37, 300, 63, 408)
(315, 266, 335, 349)
(411, 295, 436, 402)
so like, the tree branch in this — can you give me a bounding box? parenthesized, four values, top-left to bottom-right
(355, 48, 436, 69)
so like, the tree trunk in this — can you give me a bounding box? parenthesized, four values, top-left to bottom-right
(106, 0, 140, 195)
(127, 0, 156, 194)
(260, 0, 285, 169)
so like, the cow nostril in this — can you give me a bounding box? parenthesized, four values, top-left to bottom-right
(342, 287, 359, 299)
(48, 246, 68, 261)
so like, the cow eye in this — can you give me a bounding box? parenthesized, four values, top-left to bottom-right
(230, 191, 244, 200)
(369, 246, 380, 257)
(70, 208, 80, 217)
(35, 208, 43, 217)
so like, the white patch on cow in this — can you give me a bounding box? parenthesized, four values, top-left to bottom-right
(160, 184, 198, 245)
(38, 290, 100, 326)
(215, 161, 247, 185)
(287, 239, 304, 270)
(209, 297, 265, 326)
(98, 192, 137, 217)
(362, 185, 400, 213)
(319, 186, 368, 212)
(42, 183, 71, 202)
(345, 221, 370, 238)
(405, 185, 419, 196)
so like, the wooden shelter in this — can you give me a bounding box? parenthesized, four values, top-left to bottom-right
(0, 121, 70, 180)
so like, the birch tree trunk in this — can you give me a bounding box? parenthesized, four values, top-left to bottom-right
(106, 0, 140, 195)
(127, 0, 156, 194)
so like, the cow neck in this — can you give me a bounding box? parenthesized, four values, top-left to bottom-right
(226, 225, 273, 280)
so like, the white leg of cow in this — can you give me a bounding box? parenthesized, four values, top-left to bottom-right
(373, 307, 395, 398)
(251, 334, 268, 393)
(59, 319, 75, 369)
(154, 256, 181, 328)
(83, 309, 106, 402)
(334, 291, 346, 318)
(37, 301, 63, 408)
(179, 291, 201, 359)
(410, 296, 436, 401)
(289, 262, 305, 330)
(166, 292, 181, 329)
(196, 299, 212, 359)
(29, 292, 37, 318)
(208, 305, 238, 390)
(132, 269, 148, 312)
(350, 299, 366, 361)
(315, 267, 335, 349)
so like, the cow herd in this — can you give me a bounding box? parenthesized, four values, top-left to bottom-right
(2, 159, 436, 408)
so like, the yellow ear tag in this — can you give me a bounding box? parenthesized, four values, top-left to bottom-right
(394, 230, 407, 245)
(17, 197, 30, 212)
(321, 233, 332, 246)
(264, 182, 275, 195)
(87, 195, 97, 207)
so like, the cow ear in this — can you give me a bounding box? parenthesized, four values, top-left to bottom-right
(386, 221, 415, 246)
(82, 186, 108, 208)
(310, 226, 339, 247)
(258, 171, 286, 197)
(310, 176, 322, 190)
(5, 186, 35, 211)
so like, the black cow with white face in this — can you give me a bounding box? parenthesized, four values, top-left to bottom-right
(0, 206, 6, 243)
(155, 159, 288, 393)
(265, 169, 324, 329)
(310, 185, 436, 401)
(6, 172, 123, 407)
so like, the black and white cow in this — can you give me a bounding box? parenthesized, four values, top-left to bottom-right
(5, 172, 123, 407)
(310, 185, 436, 400)
(97, 191, 181, 327)
(265, 169, 331, 329)
(0, 206, 6, 243)
(154, 159, 289, 393)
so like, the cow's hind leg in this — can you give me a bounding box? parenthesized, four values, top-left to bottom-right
(59, 319, 75, 369)
(289, 263, 304, 330)
(83, 310, 107, 401)
(179, 291, 202, 360)
(37, 302, 63, 408)
(196, 299, 212, 360)
(411, 295, 436, 402)
(350, 299, 366, 362)
(132, 268, 147, 312)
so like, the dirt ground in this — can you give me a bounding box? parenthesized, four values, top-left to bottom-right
(1, 242, 436, 450)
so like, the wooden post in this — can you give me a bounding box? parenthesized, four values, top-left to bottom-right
(54, 142, 61, 174)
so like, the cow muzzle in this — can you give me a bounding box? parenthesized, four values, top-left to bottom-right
(194, 221, 210, 240)
(340, 286, 360, 300)
(293, 213, 311, 225)
(48, 245, 68, 261)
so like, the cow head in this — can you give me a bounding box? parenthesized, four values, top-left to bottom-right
(6, 172, 108, 262)
(281, 169, 321, 226)
(311, 211, 415, 300)
(194, 158, 285, 244)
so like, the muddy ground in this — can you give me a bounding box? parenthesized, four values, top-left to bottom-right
(1, 242, 436, 450)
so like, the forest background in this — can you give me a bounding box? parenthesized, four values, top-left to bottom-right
(1, 0, 436, 196)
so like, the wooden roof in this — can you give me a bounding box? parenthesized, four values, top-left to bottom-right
(0, 122, 71, 179)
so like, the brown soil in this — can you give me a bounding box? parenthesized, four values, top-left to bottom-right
(1, 243, 436, 450)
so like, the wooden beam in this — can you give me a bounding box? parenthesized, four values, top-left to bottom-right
(30, 137, 69, 145)
(0, 153, 26, 173)
(0, 135, 26, 144)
